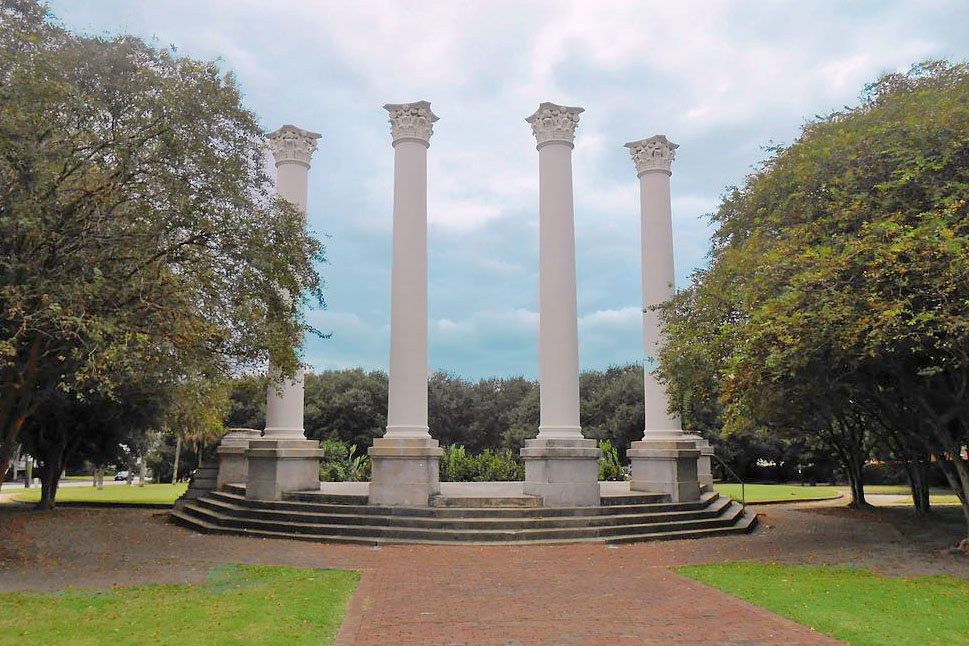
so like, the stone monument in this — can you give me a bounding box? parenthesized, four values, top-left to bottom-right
(520, 103, 601, 507)
(368, 101, 443, 507)
(245, 124, 325, 501)
(623, 135, 701, 502)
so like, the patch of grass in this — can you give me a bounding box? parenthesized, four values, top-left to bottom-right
(861, 485, 962, 504)
(0, 564, 359, 645)
(676, 562, 969, 646)
(714, 483, 841, 503)
(14, 483, 187, 505)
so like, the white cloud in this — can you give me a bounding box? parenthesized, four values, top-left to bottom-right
(47, 0, 969, 377)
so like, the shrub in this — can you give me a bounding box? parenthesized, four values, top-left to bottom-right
(598, 440, 627, 481)
(440, 445, 524, 482)
(319, 439, 370, 482)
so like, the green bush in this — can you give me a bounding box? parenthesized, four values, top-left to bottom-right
(598, 440, 627, 481)
(440, 445, 524, 482)
(319, 439, 371, 482)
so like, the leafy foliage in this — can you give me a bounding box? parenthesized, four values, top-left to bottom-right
(658, 61, 969, 530)
(0, 1, 324, 500)
(439, 445, 524, 482)
(319, 439, 370, 482)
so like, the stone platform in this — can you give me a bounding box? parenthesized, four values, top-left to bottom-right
(171, 481, 756, 545)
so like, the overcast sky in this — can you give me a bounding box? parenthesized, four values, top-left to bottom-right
(48, 0, 969, 379)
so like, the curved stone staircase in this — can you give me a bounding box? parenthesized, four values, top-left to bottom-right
(171, 483, 757, 545)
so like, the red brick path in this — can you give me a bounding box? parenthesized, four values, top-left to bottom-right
(333, 543, 836, 645)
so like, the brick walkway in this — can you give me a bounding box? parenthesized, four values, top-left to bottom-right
(333, 544, 836, 645)
(3, 502, 967, 644)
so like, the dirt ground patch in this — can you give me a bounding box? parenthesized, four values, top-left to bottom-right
(0, 500, 966, 644)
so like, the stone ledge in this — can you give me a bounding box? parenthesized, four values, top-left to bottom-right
(247, 448, 324, 459)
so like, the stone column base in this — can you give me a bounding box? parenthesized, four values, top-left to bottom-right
(684, 433, 714, 489)
(521, 438, 601, 507)
(245, 438, 323, 501)
(628, 439, 701, 502)
(216, 428, 262, 489)
(368, 436, 443, 507)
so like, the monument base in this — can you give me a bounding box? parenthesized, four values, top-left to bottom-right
(368, 436, 443, 507)
(521, 438, 601, 507)
(216, 428, 262, 489)
(628, 438, 701, 502)
(245, 438, 323, 501)
(684, 433, 714, 489)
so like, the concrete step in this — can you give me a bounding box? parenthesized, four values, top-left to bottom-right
(429, 494, 543, 508)
(193, 493, 734, 531)
(171, 505, 757, 546)
(177, 499, 746, 543)
(207, 489, 720, 519)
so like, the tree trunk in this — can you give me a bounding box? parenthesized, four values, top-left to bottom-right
(37, 456, 62, 510)
(905, 458, 931, 516)
(172, 434, 182, 484)
(25, 459, 32, 488)
(937, 456, 969, 540)
(139, 456, 146, 487)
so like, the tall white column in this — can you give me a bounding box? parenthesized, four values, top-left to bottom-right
(368, 101, 442, 507)
(624, 136, 701, 501)
(520, 102, 600, 507)
(384, 102, 434, 438)
(244, 124, 324, 501)
(264, 125, 320, 439)
(628, 135, 683, 439)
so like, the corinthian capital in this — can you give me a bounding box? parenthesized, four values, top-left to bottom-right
(625, 135, 678, 176)
(526, 102, 584, 148)
(384, 100, 438, 147)
(266, 124, 322, 168)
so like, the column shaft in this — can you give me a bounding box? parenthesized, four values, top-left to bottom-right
(640, 170, 681, 437)
(386, 140, 429, 436)
(537, 142, 581, 437)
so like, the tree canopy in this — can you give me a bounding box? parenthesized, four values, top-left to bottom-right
(658, 61, 969, 536)
(0, 0, 325, 498)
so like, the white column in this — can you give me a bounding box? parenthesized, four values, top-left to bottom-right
(368, 101, 442, 507)
(384, 101, 436, 438)
(624, 136, 700, 501)
(528, 102, 583, 439)
(625, 135, 683, 440)
(263, 125, 321, 439)
(520, 103, 600, 507)
(243, 125, 325, 502)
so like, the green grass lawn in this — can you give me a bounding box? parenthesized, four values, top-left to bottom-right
(14, 482, 187, 505)
(0, 564, 358, 645)
(714, 483, 841, 503)
(861, 485, 962, 505)
(676, 562, 969, 646)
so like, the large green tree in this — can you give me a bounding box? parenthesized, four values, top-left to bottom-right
(0, 1, 324, 485)
(659, 61, 969, 536)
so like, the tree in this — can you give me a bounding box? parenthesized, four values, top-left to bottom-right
(659, 61, 969, 536)
(0, 1, 325, 486)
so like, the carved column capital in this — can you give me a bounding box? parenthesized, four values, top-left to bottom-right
(526, 102, 584, 149)
(625, 135, 678, 176)
(384, 100, 438, 147)
(266, 124, 322, 168)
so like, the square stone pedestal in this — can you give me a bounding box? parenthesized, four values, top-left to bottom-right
(245, 438, 323, 501)
(521, 438, 601, 507)
(216, 428, 262, 489)
(628, 439, 701, 502)
(368, 437, 443, 507)
(684, 433, 714, 489)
